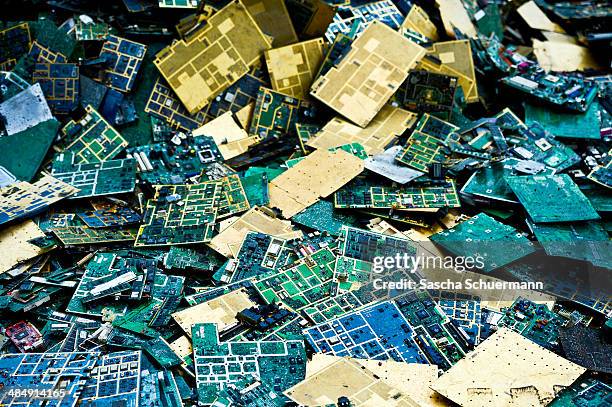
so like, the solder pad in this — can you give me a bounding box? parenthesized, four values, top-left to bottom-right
(265, 38, 325, 99)
(62, 105, 128, 164)
(306, 105, 417, 155)
(135, 182, 219, 246)
(310, 21, 425, 127)
(154, 0, 272, 114)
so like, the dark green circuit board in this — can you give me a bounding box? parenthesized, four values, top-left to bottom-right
(498, 297, 564, 349)
(529, 220, 610, 268)
(135, 182, 219, 246)
(524, 100, 601, 140)
(291, 200, 360, 236)
(393, 70, 458, 120)
(396, 114, 459, 172)
(254, 248, 336, 312)
(431, 213, 536, 272)
(215, 175, 250, 219)
(192, 323, 306, 406)
(32, 63, 79, 114)
(51, 226, 138, 245)
(506, 174, 601, 223)
(548, 377, 612, 407)
(126, 138, 223, 185)
(0, 23, 31, 71)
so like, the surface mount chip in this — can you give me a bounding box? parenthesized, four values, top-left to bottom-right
(154, 0, 272, 114)
(310, 21, 425, 127)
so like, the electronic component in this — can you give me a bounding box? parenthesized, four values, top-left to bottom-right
(62, 105, 128, 164)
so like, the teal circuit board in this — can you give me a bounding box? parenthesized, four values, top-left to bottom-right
(51, 153, 136, 198)
(192, 323, 306, 406)
(506, 174, 601, 223)
(431, 212, 536, 272)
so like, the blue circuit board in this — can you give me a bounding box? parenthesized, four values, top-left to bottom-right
(99, 35, 147, 93)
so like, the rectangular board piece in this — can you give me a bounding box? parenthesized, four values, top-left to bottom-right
(265, 38, 325, 99)
(154, 0, 272, 114)
(32, 63, 79, 114)
(310, 20, 425, 127)
(324, 0, 404, 43)
(506, 174, 601, 223)
(51, 153, 136, 198)
(334, 177, 460, 210)
(243, 0, 299, 47)
(269, 148, 364, 218)
(0, 175, 78, 226)
(51, 226, 138, 245)
(99, 35, 146, 93)
(62, 105, 128, 164)
(192, 323, 306, 405)
(248, 87, 312, 140)
(307, 105, 417, 155)
(135, 182, 219, 246)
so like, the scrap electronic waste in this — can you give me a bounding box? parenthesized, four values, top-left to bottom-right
(0, 0, 611, 406)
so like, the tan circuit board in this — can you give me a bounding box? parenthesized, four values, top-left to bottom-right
(400, 5, 439, 40)
(265, 38, 325, 99)
(310, 21, 425, 127)
(431, 328, 585, 407)
(306, 105, 417, 155)
(243, 0, 299, 46)
(154, 0, 272, 114)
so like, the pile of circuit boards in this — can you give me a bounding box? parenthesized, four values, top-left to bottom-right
(0, 0, 610, 405)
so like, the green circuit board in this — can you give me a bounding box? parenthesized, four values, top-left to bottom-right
(335, 177, 460, 210)
(396, 114, 459, 172)
(135, 182, 219, 246)
(62, 105, 128, 164)
(254, 248, 336, 312)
